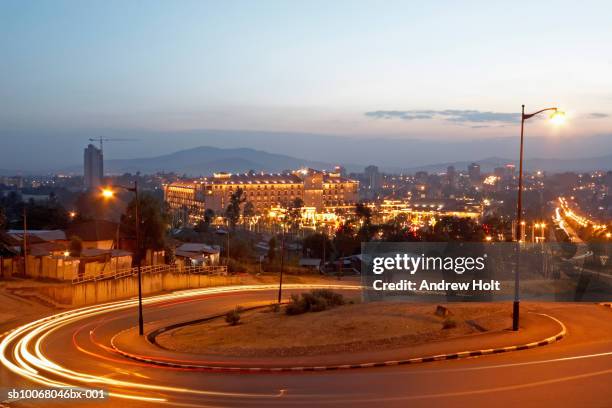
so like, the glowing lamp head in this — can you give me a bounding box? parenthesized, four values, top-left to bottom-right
(549, 110, 566, 126)
(101, 189, 114, 199)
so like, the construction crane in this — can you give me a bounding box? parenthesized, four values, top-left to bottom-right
(88, 137, 139, 153)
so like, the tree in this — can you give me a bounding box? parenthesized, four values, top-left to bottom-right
(164, 244, 176, 265)
(69, 236, 83, 257)
(225, 188, 246, 230)
(427, 216, 485, 242)
(285, 197, 304, 232)
(355, 202, 374, 242)
(19, 201, 69, 230)
(302, 233, 333, 259)
(242, 201, 255, 226)
(0, 206, 6, 230)
(121, 193, 170, 265)
(204, 208, 215, 224)
(333, 222, 360, 257)
(195, 208, 216, 233)
(379, 214, 420, 242)
(74, 192, 107, 221)
(267, 236, 277, 263)
(355, 202, 372, 224)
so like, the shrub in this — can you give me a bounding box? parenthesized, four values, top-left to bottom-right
(225, 307, 242, 326)
(285, 290, 346, 315)
(226, 259, 259, 274)
(285, 294, 307, 315)
(311, 289, 345, 307)
(442, 317, 457, 329)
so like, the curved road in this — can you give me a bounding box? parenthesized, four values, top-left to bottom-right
(1, 284, 611, 407)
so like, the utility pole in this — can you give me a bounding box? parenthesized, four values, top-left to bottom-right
(226, 220, 230, 265)
(277, 225, 285, 304)
(322, 232, 326, 274)
(22, 208, 28, 276)
(134, 181, 144, 336)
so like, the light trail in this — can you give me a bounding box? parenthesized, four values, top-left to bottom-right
(0, 284, 359, 403)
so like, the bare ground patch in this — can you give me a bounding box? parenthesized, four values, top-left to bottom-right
(156, 300, 512, 357)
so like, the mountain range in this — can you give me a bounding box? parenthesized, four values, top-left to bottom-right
(403, 155, 612, 173)
(2, 126, 612, 175)
(62, 146, 334, 176)
(46, 146, 612, 176)
(2, 128, 612, 174)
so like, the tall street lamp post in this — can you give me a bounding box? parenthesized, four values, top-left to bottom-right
(514, 105, 565, 331)
(277, 223, 285, 304)
(102, 181, 144, 336)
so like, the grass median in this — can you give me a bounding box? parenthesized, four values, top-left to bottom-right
(156, 291, 512, 357)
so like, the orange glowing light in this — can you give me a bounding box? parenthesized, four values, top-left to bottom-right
(550, 110, 566, 126)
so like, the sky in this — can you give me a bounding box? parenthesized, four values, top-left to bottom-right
(1, 0, 611, 169)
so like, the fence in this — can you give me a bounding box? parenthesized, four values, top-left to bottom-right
(1, 257, 21, 278)
(71, 263, 228, 284)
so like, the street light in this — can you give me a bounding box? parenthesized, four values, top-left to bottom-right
(102, 182, 144, 336)
(277, 223, 286, 304)
(514, 105, 565, 331)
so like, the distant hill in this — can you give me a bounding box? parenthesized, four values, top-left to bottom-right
(13, 145, 612, 177)
(403, 154, 612, 173)
(3, 128, 612, 174)
(62, 146, 336, 176)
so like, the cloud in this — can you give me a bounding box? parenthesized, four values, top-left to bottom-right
(365, 109, 520, 124)
(364, 111, 433, 120)
(588, 112, 609, 119)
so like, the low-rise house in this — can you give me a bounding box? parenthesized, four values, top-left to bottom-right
(175, 243, 220, 266)
(66, 220, 119, 250)
(75, 248, 133, 281)
(299, 258, 322, 270)
(4, 229, 68, 256)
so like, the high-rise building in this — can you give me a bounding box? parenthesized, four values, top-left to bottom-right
(84, 144, 103, 190)
(468, 163, 481, 182)
(446, 166, 456, 187)
(364, 165, 381, 191)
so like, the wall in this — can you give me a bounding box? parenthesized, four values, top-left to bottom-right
(39, 271, 239, 307)
(1, 257, 21, 278)
(25, 256, 79, 281)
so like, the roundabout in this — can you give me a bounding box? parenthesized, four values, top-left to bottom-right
(1, 284, 611, 407)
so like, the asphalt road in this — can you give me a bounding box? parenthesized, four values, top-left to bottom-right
(1, 284, 611, 408)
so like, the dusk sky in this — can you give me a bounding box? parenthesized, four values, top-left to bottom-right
(1, 0, 611, 168)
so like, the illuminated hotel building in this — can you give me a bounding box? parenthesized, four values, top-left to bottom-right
(164, 169, 359, 222)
